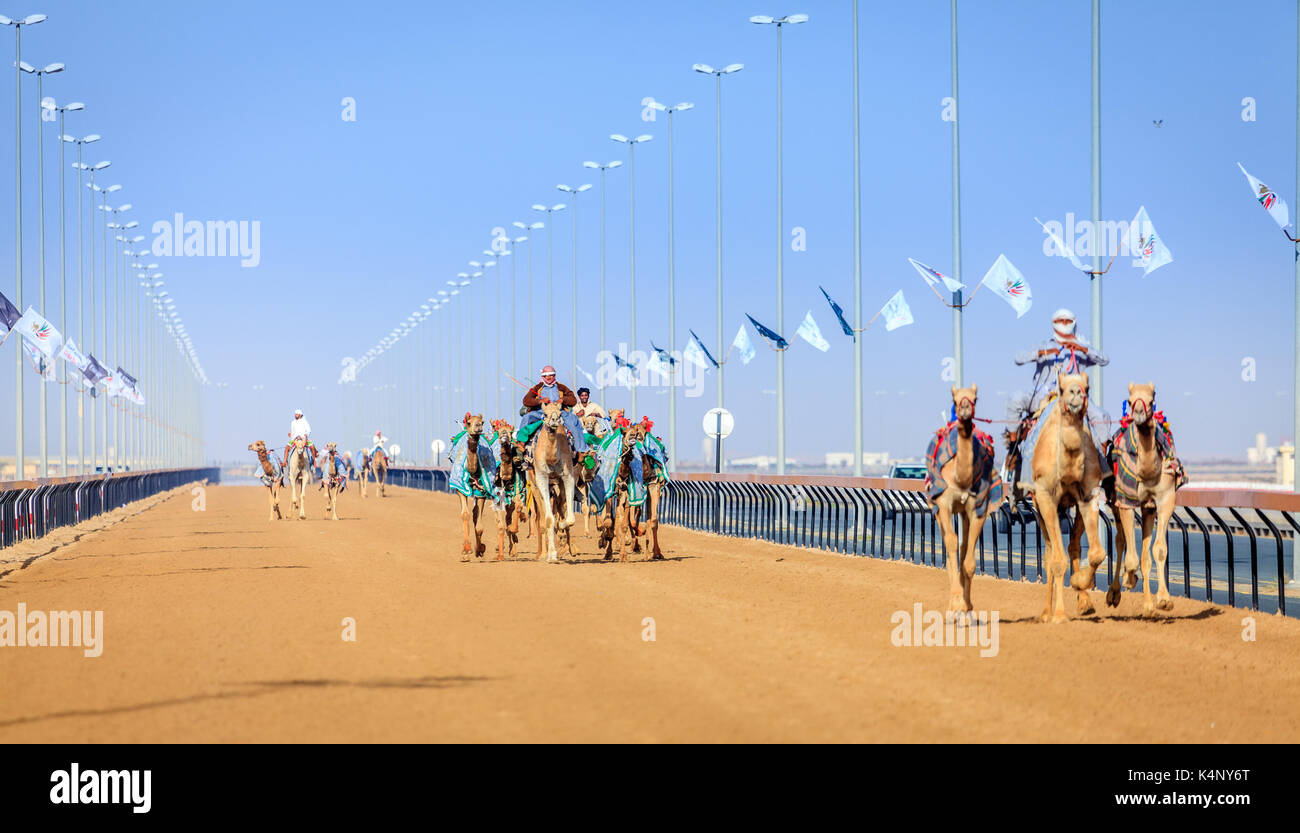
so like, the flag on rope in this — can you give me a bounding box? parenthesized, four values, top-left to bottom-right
(15, 306, 63, 358)
(105, 369, 126, 399)
(819, 286, 854, 337)
(118, 367, 141, 402)
(1033, 217, 1088, 271)
(22, 339, 54, 380)
(0, 288, 19, 335)
(649, 341, 677, 368)
(684, 329, 718, 369)
(58, 338, 89, 371)
(908, 257, 965, 293)
(83, 354, 109, 387)
(880, 290, 915, 331)
(1237, 162, 1290, 230)
(613, 353, 638, 388)
(732, 323, 756, 365)
(745, 314, 789, 350)
(644, 351, 671, 382)
(980, 254, 1033, 318)
(795, 310, 830, 352)
(1127, 206, 1173, 276)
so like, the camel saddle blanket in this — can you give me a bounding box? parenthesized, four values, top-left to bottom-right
(257, 455, 283, 487)
(591, 430, 647, 509)
(924, 423, 1005, 517)
(448, 431, 498, 500)
(638, 433, 670, 483)
(1107, 418, 1187, 509)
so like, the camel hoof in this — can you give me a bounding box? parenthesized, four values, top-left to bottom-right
(1122, 570, 1139, 590)
(1105, 586, 1121, 608)
(460, 553, 470, 563)
(651, 553, 665, 561)
(546, 555, 559, 564)
(1156, 597, 1174, 612)
(1051, 612, 1069, 624)
(1077, 593, 1096, 616)
(1141, 606, 1158, 619)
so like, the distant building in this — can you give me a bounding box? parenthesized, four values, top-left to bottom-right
(1247, 432, 1278, 465)
(729, 455, 796, 469)
(824, 452, 890, 467)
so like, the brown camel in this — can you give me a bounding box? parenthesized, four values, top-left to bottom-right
(358, 450, 372, 498)
(633, 419, 667, 560)
(458, 414, 492, 561)
(248, 440, 283, 521)
(1104, 382, 1187, 616)
(491, 420, 525, 561)
(575, 413, 603, 534)
(597, 419, 647, 562)
(319, 442, 346, 521)
(529, 402, 577, 563)
(372, 446, 389, 497)
(1030, 373, 1108, 623)
(924, 385, 1004, 614)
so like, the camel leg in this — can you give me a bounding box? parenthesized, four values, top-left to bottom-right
(474, 500, 488, 558)
(1033, 490, 1069, 623)
(1138, 507, 1157, 617)
(1067, 503, 1097, 616)
(460, 494, 473, 560)
(960, 507, 985, 613)
(648, 482, 664, 559)
(1152, 489, 1176, 611)
(938, 500, 964, 613)
(1106, 505, 1140, 607)
(536, 472, 558, 562)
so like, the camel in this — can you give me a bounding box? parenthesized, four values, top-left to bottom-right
(456, 414, 495, 560)
(491, 420, 526, 560)
(286, 436, 312, 521)
(1030, 373, 1108, 623)
(924, 385, 1004, 614)
(530, 401, 577, 563)
(371, 446, 389, 497)
(575, 414, 604, 534)
(634, 419, 668, 560)
(597, 419, 648, 562)
(319, 442, 347, 521)
(248, 440, 283, 521)
(1104, 383, 1187, 616)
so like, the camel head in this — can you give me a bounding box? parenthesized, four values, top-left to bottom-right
(1058, 373, 1089, 417)
(580, 414, 598, 435)
(463, 413, 485, 436)
(1127, 382, 1156, 427)
(623, 419, 647, 446)
(325, 441, 338, 455)
(248, 440, 267, 454)
(491, 419, 515, 443)
(950, 384, 977, 422)
(608, 408, 626, 424)
(541, 401, 564, 430)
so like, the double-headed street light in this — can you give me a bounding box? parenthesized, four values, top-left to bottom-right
(556, 183, 591, 387)
(610, 133, 651, 418)
(582, 159, 622, 411)
(749, 12, 808, 475)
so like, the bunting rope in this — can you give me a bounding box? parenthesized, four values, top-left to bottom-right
(919, 277, 986, 309)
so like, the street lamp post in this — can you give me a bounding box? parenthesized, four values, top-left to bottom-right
(581, 160, 622, 413)
(750, 12, 808, 475)
(557, 182, 590, 388)
(531, 203, 566, 365)
(693, 62, 742, 472)
(82, 160, 109, 472)
(65, 136, 98, 473)
(512, 220, 544, 378)
(611, 132, 652, 418)
(50, 100, 83, 475)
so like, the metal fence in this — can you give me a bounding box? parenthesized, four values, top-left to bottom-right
(662, 474, 1300, 618)
(0, 467, 221, 551)
(386, 467, 450, 493)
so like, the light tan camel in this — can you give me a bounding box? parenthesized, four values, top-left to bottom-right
(575, 413, 602, 535)
(372, 446, 389, 497)
(320, 442, 346, 521)
(248, 440, 283, 521)
(1030, 373, 1107, 623)
(925, 385, 1002, 614)
(597, 420, 647, 562)
(458, 414, 492, 561)
(286, 436, 311, 521)
(1104, 382, 1186, 616)
(491, 420, 525, 561)
(633, 420, 667, 560)
(358, 450, 373, 498)
(530, 401, 577, 563)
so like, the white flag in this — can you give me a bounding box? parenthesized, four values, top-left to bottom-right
(15, 306, 63, 358)
(1237, 162, 1290, 230)
(1128, 206, 1173, 276)
(880, 290, 914, 331)
(732, 323, 756, 365)
(682, 336, 710, 369)
(980, 255, 1033, 318)
(644, 351, 672, 382)
(795, 310, 830, 352)
(22, 339, 54, 380)
(908, 257, 965, 293)
(58, 337, 89, 371)
(1034, 217, 1088, 271)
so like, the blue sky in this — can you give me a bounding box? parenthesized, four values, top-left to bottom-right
(1, 0, 1298, 465)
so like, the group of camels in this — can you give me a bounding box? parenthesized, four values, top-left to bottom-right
(456, 402, 666, 564)
(927, 375, 1186, 623)
(247, 438, 388, 521)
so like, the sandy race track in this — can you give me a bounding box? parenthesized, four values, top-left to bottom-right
(0, 481, 1297, 743)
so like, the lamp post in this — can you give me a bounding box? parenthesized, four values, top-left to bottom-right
(851, 2, 863, 476)
(508, 234, 526, 380)
(531, 203, 566, 364)
(749, 12, 808, 475)
(581, 160, 622, 412)
(512, 220, 544, 376)
(611, 132, 651, 418)
(64, 135, 97, 473)
(556, 182, 590, 387)
(482, 248, 502, 416)
(2, 12, 47, 479)
(82, 159, 109, 472)
(20, 59, 63, 477)
(949, 0, 964, 390)
(49, 100, 82, 475)
(93, 182, 120, 469)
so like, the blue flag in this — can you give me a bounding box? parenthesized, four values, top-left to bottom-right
(649, 340, 677, 367)
(745, 315, 788, 350)
(686, 329, 719, 368)
(0, 288, 19, 333)
(819, 286, 854, 337)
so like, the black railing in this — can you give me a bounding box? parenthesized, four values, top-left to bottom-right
(0, 468, 221, 551)
(662, 475, 1299, 619)
(386, 467, 450, 493)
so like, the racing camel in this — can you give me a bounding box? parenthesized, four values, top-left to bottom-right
(248, 440, 284, 521)
(286, 436, 312, 521)
(924, 385, 1005, 615)
(491, 420, 526, 561)
(1104, 382, 1187, 616)
(530, 401, 578, 563)
(1031, 373, 1107, 623)
(357, 450, 373, 498)
(371, 445, 389, 497)
(456, 414, 494, 560)
(319, 442, 347, 521)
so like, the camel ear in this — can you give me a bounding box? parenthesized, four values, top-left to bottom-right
(970, 383, 977, 397)
(950, 385, 958, 397)
(1148, 381, 1154, 391)
(1128, 382, 1135, 394)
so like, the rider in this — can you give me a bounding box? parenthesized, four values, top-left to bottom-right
(1008, 308, 1109, 421)
(283, 408, 317, 469)
(520, 365, 590, 457)
(574, 387, 606, 420)
(368, 430, 388, 460)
